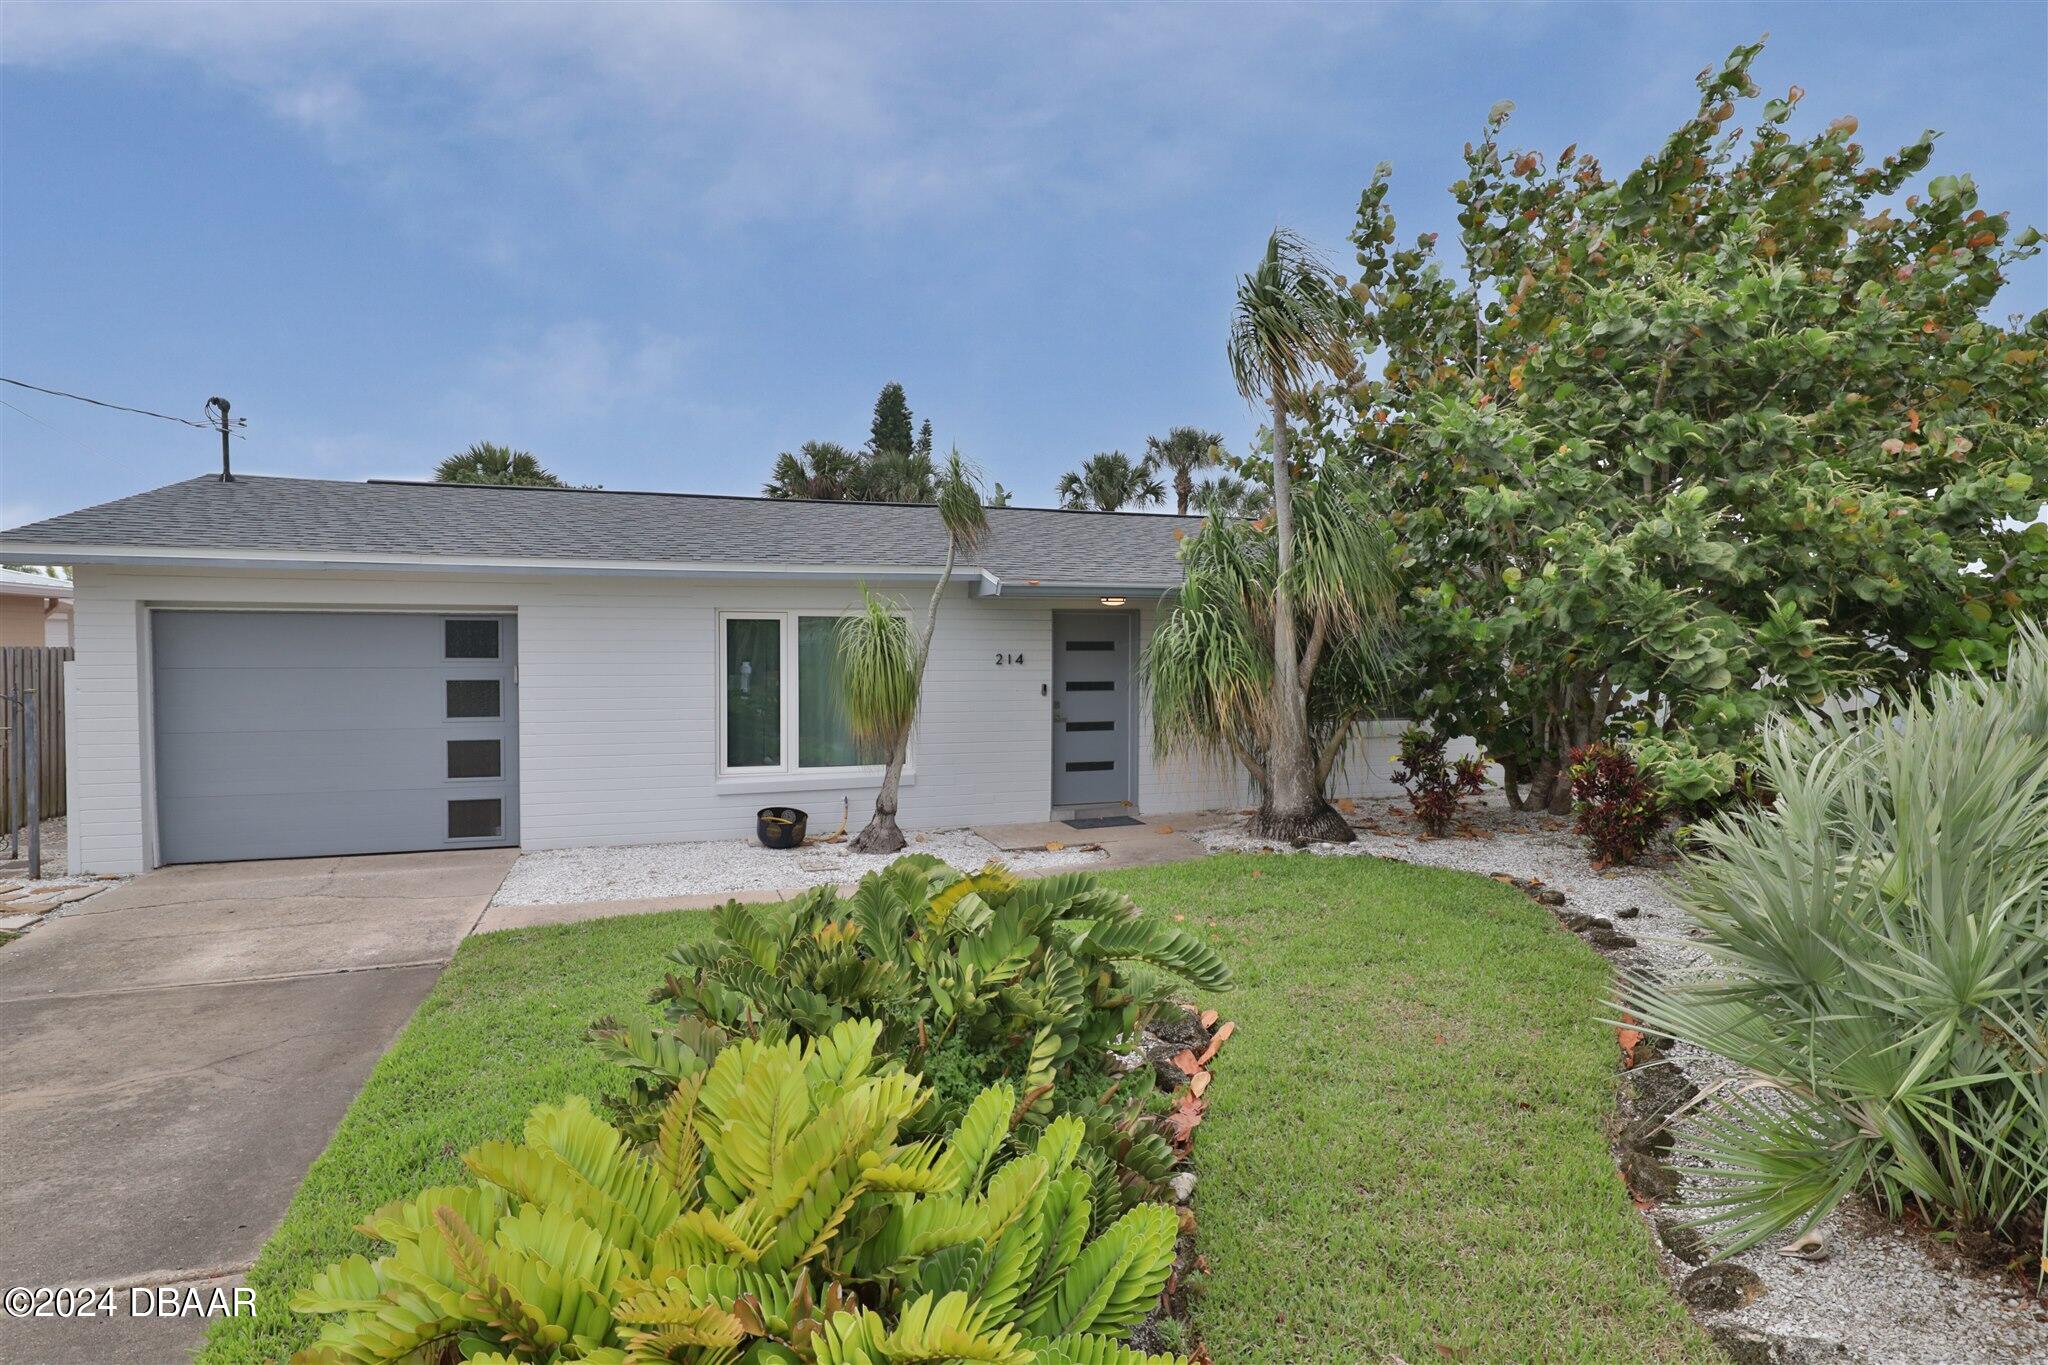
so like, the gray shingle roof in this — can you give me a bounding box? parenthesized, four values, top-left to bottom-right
(0, 475, 1201, 589)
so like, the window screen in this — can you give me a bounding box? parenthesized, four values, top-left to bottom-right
(445, 619, 500, 659)
(447, 739, 502, 779)
(725, 617, 782, 767)
(446, 679, 501, 719)
(447, 798, 502, 839)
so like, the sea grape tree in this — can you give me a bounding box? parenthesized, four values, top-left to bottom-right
(1332, 38, 2047, 809)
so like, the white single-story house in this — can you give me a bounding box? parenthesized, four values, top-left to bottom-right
(0, 473, 1405, 875)
(0, 565, 74, 647)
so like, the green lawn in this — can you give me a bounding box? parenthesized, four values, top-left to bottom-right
(1111, 856, 1715, 1363)
(201, 854, 1714, 1364)
(197, 909, 712, 1365)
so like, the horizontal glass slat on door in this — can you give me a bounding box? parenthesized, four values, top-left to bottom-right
(447, 739, 502, 779)
(444, 619, 500, 659)
(1064, 640, 1114, 651)
(446, 679, 501, 718)
(448, 798, 503, 839)
(1065, 720, 1114, 732)
(1064, 760, 1115, 772)
(1065, 680, 1115, 692)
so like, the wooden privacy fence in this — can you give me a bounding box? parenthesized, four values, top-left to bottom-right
(1, 645, 71, 825)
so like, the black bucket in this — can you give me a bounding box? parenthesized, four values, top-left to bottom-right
(756, 806, 808, 850)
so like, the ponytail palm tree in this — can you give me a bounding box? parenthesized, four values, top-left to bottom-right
(1149, 467, 1399, 835)
(1054, 451, 1166, 512)
(1219, 228, 1364, 842)
(433, 442, 565, 487)
(839, 451, 988, 853)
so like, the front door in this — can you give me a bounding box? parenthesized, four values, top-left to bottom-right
(1051, 611, 1135, 807)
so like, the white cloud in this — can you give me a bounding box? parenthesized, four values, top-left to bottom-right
(0, 0, 1389, 257)
(457, 322, 690, 424)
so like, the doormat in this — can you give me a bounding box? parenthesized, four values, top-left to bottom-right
(1065, 815, 1144, 830)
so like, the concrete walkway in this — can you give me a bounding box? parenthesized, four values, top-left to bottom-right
(0, 848, 516, 1365)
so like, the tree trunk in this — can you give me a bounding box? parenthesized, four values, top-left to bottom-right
(1247, 391, 1354, 845)
(1174, 466, 1193, 516)
(850, 540, 956, 854)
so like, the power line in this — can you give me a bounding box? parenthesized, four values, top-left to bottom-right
(0, 376, 245, 436)
(1, 397, 117, 466)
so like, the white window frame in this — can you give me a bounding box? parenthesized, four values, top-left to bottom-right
(716, 609, 900, 778)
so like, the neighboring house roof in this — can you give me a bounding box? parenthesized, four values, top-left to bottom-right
(0, 475, 1202, 594)
(0, 566, 73, 600)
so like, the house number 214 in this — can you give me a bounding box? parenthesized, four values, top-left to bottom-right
(994, 652, 1025, 665)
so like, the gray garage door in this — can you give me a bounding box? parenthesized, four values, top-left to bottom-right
(152, 611, 518, 863)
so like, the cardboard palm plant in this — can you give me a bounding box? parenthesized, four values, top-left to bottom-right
(292, 1020, 1187, 1365)
(600, 856, 1230, 1212)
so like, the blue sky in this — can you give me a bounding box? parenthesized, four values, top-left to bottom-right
(2, 1, 2043, 530)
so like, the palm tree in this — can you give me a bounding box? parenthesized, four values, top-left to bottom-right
(839, 450, 988, 853)
(434, 442, 566, 487)
(1149, 468, 1398, 835)
(1054, 451, 1166, 511)
(1192, 473, 1267, 519)
(1223, 228, 1358, 842)
(859, 447, 939, 504)
(763, 441, 860, 500)
(1146, 427, 1228, 515)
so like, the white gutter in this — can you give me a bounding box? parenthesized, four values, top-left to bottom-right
(0, 540, 1010, 591)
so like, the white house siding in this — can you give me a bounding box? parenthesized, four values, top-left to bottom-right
(65, 567, 1410, 875)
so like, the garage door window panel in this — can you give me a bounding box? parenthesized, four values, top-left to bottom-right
(447, 798, 503, 840)
(445, 619, 501, 659)
(446, 678, 501, 719)
(447, 738, 502, 780)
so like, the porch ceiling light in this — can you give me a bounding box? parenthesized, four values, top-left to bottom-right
(1099, 596, 1127, 606)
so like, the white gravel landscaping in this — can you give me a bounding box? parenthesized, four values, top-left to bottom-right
(1207, 794, 2048, 1365)
(490, 827, 1107, 907)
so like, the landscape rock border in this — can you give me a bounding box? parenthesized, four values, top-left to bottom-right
(1110, 1000, 1235, 1364)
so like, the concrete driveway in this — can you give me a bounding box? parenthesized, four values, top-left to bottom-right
(0, 849, 516, 1364)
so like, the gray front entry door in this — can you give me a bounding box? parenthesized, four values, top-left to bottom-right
(1051, 611, 1135, 807)
(152, 611, 518, 863)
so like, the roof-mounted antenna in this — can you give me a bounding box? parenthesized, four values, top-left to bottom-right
(206, 396, 233, 481)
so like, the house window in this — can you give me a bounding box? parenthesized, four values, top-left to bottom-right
(724, 616, 783, 768)
(720, 611, 893, 774)
(797, 615, 888, 768)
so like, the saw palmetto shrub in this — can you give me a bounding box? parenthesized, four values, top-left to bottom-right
(291, 1020, 1187, 1365)
(1630, 623, 2048, 1264)
(597, 857, 1230, 1213)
